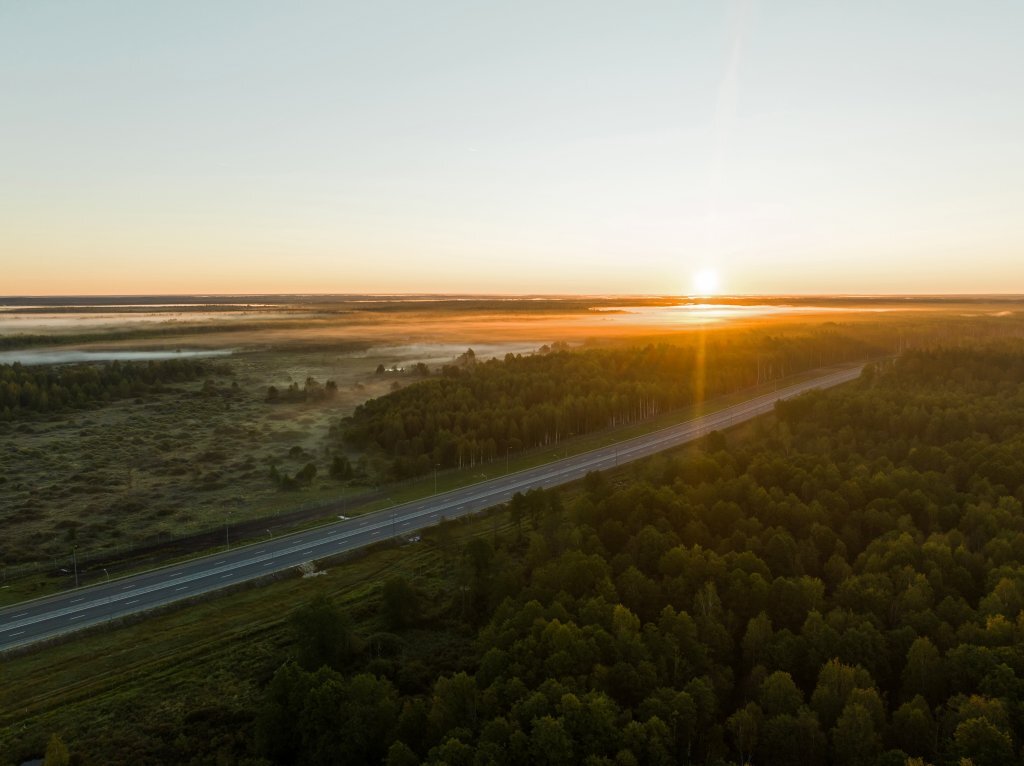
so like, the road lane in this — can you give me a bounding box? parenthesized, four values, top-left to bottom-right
(0, 365, 861, 651)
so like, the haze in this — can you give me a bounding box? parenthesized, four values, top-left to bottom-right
(2, 1, 1023, 295)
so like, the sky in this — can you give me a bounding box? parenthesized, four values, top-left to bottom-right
(2, 1, 1023, 296)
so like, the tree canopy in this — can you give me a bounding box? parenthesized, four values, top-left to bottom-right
(258, 346, 1024, 765)
(338, 332, 879, 479)
(0, 358, 222, 419)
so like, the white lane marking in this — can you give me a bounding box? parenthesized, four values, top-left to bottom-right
(125, 599, 138, 605)
(122, 585, 134, 590)
(13, 612, 28, 618)
(214, 560, 226, 565)
(221, 573, 232, 579)
(9, 630, 24, 636)
(70, 614, 85, 620)
(71, 597, 84, 603)
(175, 586, 188, 591)
(262, 561, 274, 567)
(370, 530, 380, 536)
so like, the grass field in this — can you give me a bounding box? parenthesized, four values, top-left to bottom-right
(0, 343, 486, 576)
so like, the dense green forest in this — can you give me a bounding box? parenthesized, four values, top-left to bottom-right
(0, 358, 222, 419)
(338, 332, 880, 479)
(258, 346, 1024, 766)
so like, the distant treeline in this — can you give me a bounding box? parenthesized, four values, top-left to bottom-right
(266, 377, 338, 404)
(338, 333, 881, 479)
(0, 322, 295, 351)
(256, 346, 1024, 766)
(0, 358, 220, 418)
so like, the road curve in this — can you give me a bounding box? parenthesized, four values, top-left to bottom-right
(0, 365, 862, 652)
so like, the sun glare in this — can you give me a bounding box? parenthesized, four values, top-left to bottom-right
(692, 269, 720, 296)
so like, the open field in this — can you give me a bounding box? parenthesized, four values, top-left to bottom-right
(1, 349, 394, 566)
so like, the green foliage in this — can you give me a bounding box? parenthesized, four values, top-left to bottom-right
(252, 346, 1024, 765)
(381, 576, 421, 630)
(256, 664, 399, 765)
(43, 733, 70, 766)
(0, 358, 219, 419)
(385, 740, 420, 766)
(289, 593, 356, 671)
(329, 454, 354, 480)
(339, 334, 878, 478)
(726, 702, 761, 764)
(270, 460, 318, 490)
(953, 717, 1015, 766)
(759, 671, 803, 717)
(892, 695, 938, 758)
(902, 636, 945, 704)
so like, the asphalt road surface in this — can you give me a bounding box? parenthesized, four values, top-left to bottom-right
(0, 364, 862, 652)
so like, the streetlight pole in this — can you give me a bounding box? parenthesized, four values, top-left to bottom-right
(433, 465, 438, 495)
(506, 446, 511, 474)
(389, 498, 396, 541)
(72, 545, 78, 588)
(225, 513, 231, 549)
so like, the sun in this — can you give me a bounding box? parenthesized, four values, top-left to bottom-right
(692, 268, 720, 296)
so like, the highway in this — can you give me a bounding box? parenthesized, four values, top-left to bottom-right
(0, 364, 862, 652)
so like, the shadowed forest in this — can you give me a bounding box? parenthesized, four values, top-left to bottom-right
(13, 344, 1024, 766)
(339, 332, 878, 478)
(248, 346, 1024, 766)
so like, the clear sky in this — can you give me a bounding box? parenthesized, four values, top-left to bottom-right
(2, 1, 1022, 296)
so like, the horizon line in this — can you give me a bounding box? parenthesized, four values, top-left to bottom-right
(2, 292, 1024, 301)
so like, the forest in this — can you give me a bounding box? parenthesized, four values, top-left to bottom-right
(0, 358, 222, 419)
(338, 331, 880, 479)
(254, 345, 1024, 766)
